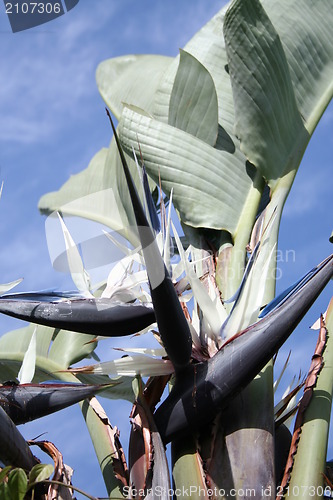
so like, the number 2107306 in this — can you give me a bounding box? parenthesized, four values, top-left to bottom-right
(5, 3, 62, 14)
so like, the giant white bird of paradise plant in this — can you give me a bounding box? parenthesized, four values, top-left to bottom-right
(0, 0, 332, 499)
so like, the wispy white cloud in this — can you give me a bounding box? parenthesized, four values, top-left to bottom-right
(0, 0, 228, 146)
(0, 4, 119, 145)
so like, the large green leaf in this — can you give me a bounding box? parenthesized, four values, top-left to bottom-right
(38, 139, 160, 249)
(223, 0, 333, 188)
(118, 105, 255, 233)
(41, 0, 261, 240)
(39, 147, 137, 245)
(168, 50, 219, 147)
(0, 323, 134, 402)
(223, 0, 307, 187)
(152, 3, 250, 183)
(116, 4, 264, 239)
(153, 4, 233, 132)
(57, 0, 332, 237)
(96, 55, 172, 120)
(262, 0, 333, 133)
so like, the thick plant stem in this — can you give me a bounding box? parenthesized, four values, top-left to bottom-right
(172, 173, 265, 497)
(81, 398, 127, 499)
(217, 169, 265, 305)
(214, 170, 297, 499)
(212, 364, 275, 500)
(172, 435, 209, 499)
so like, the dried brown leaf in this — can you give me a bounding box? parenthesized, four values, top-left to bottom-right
(277, 316, 327, 497)
(143, 376, 170, 413)
(28, 439, 73, 500)
(88, 397, 129, 489)
(129, 401, 153, 497)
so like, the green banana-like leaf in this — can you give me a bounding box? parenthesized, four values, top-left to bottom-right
(44, 0, 333, 238)
(156, 0, 333, 159)
(151, 2, 262, 234)
(96, 2, 262, 239)
(118, 105, 254, 233)
(168, 50, 219, 147)
(117, 6, 260, 236)
(0, 323, 134, 402)
(96, 54, 173, 120)
(0, 323, 133, 496)
(119, 0, 332, 232)
(224, 0, 324, 188)
(286, 299, 333, 497)
(153, 4, 232, 129)
(263, 0, 333, 134)
(38, 145, 141, 247)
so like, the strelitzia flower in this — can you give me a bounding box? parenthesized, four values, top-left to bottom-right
(107, 116, 333, 444)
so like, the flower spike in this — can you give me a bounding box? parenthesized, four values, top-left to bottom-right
(0, 295, 155, 336)
(0, 382, 113, 424)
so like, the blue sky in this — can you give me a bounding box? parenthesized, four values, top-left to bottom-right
(0, 1, 332, 497)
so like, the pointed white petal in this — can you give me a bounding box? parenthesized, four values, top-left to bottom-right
(57, 213, 93, 296)
(72, 355, 174, 377)
(18, 327, 37, 384)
